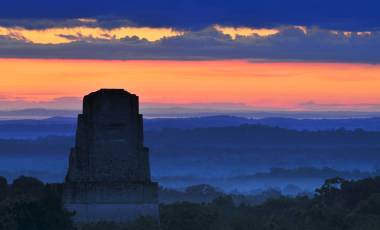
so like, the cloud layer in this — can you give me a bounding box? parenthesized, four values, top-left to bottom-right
(1, 24, 380, 63)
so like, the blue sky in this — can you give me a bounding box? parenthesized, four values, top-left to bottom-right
(2, 0, 380, 31)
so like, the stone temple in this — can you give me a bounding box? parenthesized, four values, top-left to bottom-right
(63, 89, 159, 223)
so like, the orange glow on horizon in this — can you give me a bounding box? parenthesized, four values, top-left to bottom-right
(1, 59, 380, 111)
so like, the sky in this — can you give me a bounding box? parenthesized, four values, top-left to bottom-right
(1, 0, 380, 114)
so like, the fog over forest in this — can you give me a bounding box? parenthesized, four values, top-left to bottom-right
(1, 116, 380, 194)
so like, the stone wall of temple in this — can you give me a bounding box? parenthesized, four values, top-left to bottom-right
(63, 89, 159, 223)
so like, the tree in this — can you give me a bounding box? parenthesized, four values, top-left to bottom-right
(160, 202, 217, 230)
(0, 176, 7, 201)
(11, 176, 45, 199)
(0, 176, 73, 230)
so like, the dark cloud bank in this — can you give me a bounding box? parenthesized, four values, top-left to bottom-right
(2, 27, 380, 63)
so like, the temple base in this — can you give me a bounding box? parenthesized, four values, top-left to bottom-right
(65, 203, 159, 223)
(63, 181, 159, 223)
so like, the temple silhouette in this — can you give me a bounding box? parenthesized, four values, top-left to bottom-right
(63, 89, 159, 223)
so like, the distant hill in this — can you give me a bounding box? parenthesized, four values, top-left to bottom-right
(144, 116, 380, 131)
(0, 116, 76, 139)
(0, 109, 79, 119)
(1, 124, 379, 162)
(145, 124, 380, 155)
(2, 115, 380, 139)
(2, 108, 380, 119)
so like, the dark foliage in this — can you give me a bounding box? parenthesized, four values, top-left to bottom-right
(158, 177, 380, 230)
(159, 184, 283, 205)
(79, 216, 160, 230)
(0, 176, 74, 230)
(2, 176, 380, 229)
(0, 177, 7, 201)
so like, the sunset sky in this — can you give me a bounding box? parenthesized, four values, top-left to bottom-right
(1, 59, 380, 112)
(1, 0, 380, 115)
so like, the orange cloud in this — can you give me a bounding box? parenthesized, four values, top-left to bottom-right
(0, 26, 183, 44)
(77, 18, 97, 23)
(1, 59, 380, 111)
(214, 25, 279, 39)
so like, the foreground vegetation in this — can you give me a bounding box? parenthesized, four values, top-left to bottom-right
(2, 176, 380, 229)
(0, 176, 73, 230)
